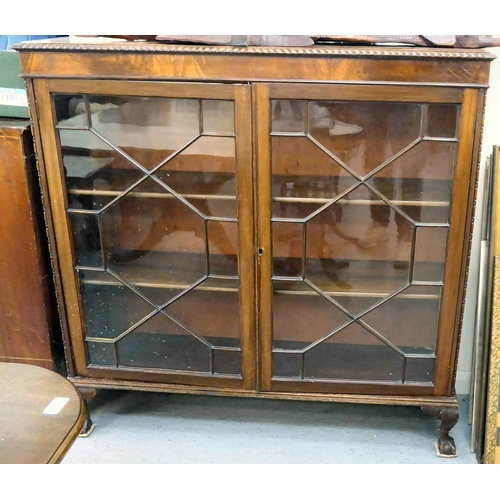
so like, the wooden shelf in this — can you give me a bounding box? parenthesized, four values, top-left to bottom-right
(78, 252, 442, 300)
(78, 252, 239, 292)
(273, 258, 443, 299)
(68, 188, 236, 202)
(272, 175, 452, 208)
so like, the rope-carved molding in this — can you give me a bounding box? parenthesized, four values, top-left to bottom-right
(12, 42, 496, 60)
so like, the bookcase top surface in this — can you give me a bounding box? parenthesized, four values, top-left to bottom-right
(13, 38, 496, 61)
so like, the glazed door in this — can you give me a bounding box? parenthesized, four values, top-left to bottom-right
(256, 83, 478, 396)
(34, 80, 255, 389)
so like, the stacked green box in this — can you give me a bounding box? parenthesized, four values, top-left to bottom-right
(0, 50, 29, 119)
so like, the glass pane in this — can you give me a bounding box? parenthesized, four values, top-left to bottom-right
(154, 136, 236, 218)
(213, 350, 241, 375)
(60, 128, 145, 196)
(304, 323, 404, 382)
(87, 342, 115, 366)
(69, 212, 102, 268)
(271, 136, 357, 205)
(405, 357, 435, 383)
(271, 100, 306, 133)
(367, 141, 456, 224)
(202, 100, 234, 135)
(360, 286, 442, 354)
(54, 94, 87, 127)
(308, 101, 422, 177)
(304, 185, 412, 313)
(100, 178, 207, 304)
(272, 281, 351, 350)
(89, 95, 200, 170)
(269, 98, 457, 387)
(273, 220, 304, 278)
(68, 192, 114, 212)
(208, 221, 239, 276)
(426, 104, 458, 138)
(166, 278, 241, 349)
(79, 270, 157, 340)
(413, 227, 448, 283)
(116, 312, 211, 372)
(273, 351, 302, 378)
(57, 91, 243, 379)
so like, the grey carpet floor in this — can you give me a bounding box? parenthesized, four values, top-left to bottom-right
(62, 391, 478, 464)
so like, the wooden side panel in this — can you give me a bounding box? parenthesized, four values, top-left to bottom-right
(0, 120, 60, 370)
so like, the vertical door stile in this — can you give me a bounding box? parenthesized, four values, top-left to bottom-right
(33, 79, 89, 375)
(234, 85, 257, 389)
(254, 84, 273, 391)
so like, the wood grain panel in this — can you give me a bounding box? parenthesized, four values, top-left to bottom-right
(234, 85, 257, 390)
(19, 52, 491, 86)
(254, 84, 272, 391)
(0, 120, 61, 370)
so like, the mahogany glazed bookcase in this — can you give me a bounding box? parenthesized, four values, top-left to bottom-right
(15, 39, 495, 456)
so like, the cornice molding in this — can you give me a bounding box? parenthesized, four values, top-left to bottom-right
(12, 42, 496, 60)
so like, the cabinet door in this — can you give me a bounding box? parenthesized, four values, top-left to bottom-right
(34, 80, 255, 389)
(256, 83, 479, 396)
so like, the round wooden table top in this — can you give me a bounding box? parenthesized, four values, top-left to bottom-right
(0, 362, 86, 464)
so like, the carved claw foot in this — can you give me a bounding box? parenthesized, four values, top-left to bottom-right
(421, 406, 459, 458)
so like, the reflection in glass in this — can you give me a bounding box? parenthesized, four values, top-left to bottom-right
(202, 100, 235, 135)
(79, 271, 157, 339)
(54, 94, 87, 127)
(367, 141, 456, 224)
(60, 128, 145, 197)
(308, 101, 422, 177)
(270, 98, 460, 386)
(166, 279, 241, 349)
(271, 136, 356, 203)
(69, 213, 102, 268)
(90, 95, 200, 170)
(361, 286, 441, 354)
(154, 136, 237, 218)
(117, 317, 212, 372)
(55, 90, 243, 377)
(413, 227, 448, 282)
(100, 178, 207, 303)
(271, 100, 306, 133)
(426, 104, 458, 138)
(208, 221, 238, 276)
(273, 220, 303, 278)
(272, 282, 351, 349)
(304, 323, 404, 381)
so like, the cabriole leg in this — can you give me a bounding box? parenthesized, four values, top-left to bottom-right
(421, 406, 459, 457)
(77, 387, 97, 438)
